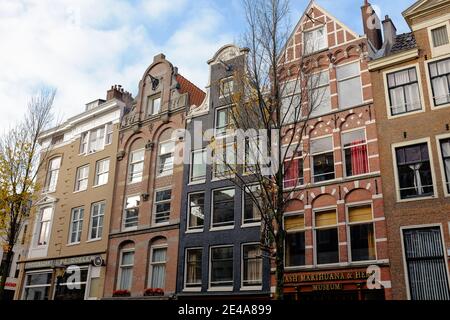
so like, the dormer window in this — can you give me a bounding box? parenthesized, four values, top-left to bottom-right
(79, 123, 113, 155)
(431, 26, 449, 48)
(303, 26, 327, 55)
(147, 95, 161, 116)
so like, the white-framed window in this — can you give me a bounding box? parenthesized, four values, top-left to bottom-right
(149, 246, 167, 289)
(394, 142, 434, 200)
(22, 271, 53, 300)
(118, 249, 134, 290)
(241, 243, 262, 287)
(69, 207, 84, 244)
(191, 149, 207, 182)
(220, 77, 234, 97)
(211, 188, 235, 229)
(309, 71, 331, 117)
(37, 207, 53, 246)
(129, 149, 144, 184)
(213, 141, 236, 177)
(428, 22, 450, 58)
(284, 213, 305, 267)
(283, 144, 304, 188)
(185, 248, 202, 289)
(242, 184, 262, 225)
(79, 123, 113, 155)
(94, 158, 110, 186)
(154, 189, 171, 224)
(215, 105, 234, 138)
(75, 165, 89, 192)
(431, 25, 449, 48)
(314, 209, 339, 265)
(337, 62, 362, 108)
(347, 205, 376, 262)
(89, 201, 105, 240)
(187, 192, 205, 231)
(342, 129, 369, 177)
(158, 140, 175, 176)
(310, 136, 335, 183)
(386, 67, 422, 116)
(438, 137, 450, 194)
(428, 57, 450, 107)
(209, 245, 233, 288)
(123, 195, 140, 230)
(304, 26, 327, 55)
(45, 157, 61, 193)
(147, 95, 161, 116)
(281, 80, 302, 124)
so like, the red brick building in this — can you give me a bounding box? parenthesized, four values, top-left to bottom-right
(103, 54, 205, 299)
(276, 1, 391, 300)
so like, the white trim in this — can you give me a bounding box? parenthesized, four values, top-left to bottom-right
(240, 242, 263, 289)
(435, 132, 450, 197)
(210, 186, 235, 230)
(368, 49, 419, 71)
(427, 20, 450, 58)
(88, 201, 105, 241)
(186, 191, 205, 232)
(411, 12, 450, 31)
(391, 137, 438, 202)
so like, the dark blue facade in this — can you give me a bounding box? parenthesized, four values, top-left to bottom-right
(176, 45, 270, 298)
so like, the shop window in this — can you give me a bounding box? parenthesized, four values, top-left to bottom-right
(23, 272, 52, 300)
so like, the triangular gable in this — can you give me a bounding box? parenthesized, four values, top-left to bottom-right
(34, 195, 58, 206)
(403, 0, 444, 17)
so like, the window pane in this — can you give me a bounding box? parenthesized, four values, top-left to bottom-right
(188, 193, 205, 229)
(243, 245, 262, 286)
(338, 77, 362, 108)
(286, 232, 305, 267)
(213, 189, 235, 227)
(313, 152, 335, 182)
(191, 150, 206, 181)
(186, 249, 202, 287)
(210, 247, 233, 286)
(350, 224, 376, 261)
(243, 185, 262, 224)
(432, 26, 449, 47)
(343, 129, 368, 176)
(336, 62, 359, 80)
(316, 228, 339, 264)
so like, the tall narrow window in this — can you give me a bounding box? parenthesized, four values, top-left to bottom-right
(187, 193, 205, 231)
(88, 126, 105, 153)
(154, 189, 171, 224)
(185, 248, 202, 288)
(123, 195, 140, 230)
(147, 96, 161, 116)
(212, 188, 235, 228)
(284, 214, 305, 267)
(215, 106, 234, 137)
(37, 207, 52, 246)
(129, 149, 144, 183)
(191, 149, 206, 182)
(283, 144, 304, 188)
(403, 227, 450, 300)
(387, 67, 421, 115)
(220, 78, 234, 97)
(46, 157, 61, 192)
(149, 247, 167, 288)
(118, 250, 134, 291)
(214, 141, 236, 177)
(429, 58, 450, 106)
(431, 26, 449, 48)
(89, 202, 105, 240)
(348, 205, 376, 261)
(80, 133, 88, 154)
(94, 158, 110, 186)
(395, 143, 434, 199)
(242, 244, 262, 287)
(69, 207, 84, 244)
(310, 71, 331, 116)
(311, 136, 335, 183)
(75, 165, 89, 192)
(210, 246, 233, 288)
(337, 62, 362, 108)
(158, 141, 175, 176)
(439, 138, 450, 193)
(281, 81, 301, 124)
(304, 26, 327, 54)
(315, 210, 339, 264)
(342, 129, 369, 177)
(105, 123, 113, 145)
(242, 185, 262, 225)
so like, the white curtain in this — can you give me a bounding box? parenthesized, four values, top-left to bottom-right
(432, 77, 449, 105)
(120, 267, 132, 290)
(409, 163, 424, 195)
(405, 83, 421, 110)
(390, 87, 406, 114)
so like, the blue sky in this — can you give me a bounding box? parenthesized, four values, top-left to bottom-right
(0, 0, 415, 129)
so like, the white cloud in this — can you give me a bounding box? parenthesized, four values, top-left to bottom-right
(142, 0, 188, 20)
(0, 0, 236, 131)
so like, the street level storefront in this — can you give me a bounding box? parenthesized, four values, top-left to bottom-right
(283, 267, 390, 301)
(18, 253, 106, 300)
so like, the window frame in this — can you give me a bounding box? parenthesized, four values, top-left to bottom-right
(241, 242, 263, 290)
(22, 270, 53, 300)
(147, 94, 161, 116)
(282, 143, 304, 189)
(157, 139, 175, 177)
(148, 244, 168, 289)
(184, 247, 203, 291)
(211, 187, 235, 230)
(336, 61, 363, 109)
(283, 211, 306, 269)
(153, 188, 172, 225)
(213, 140, 236, 179)
(190, 149, 207, 183)
(425, 55, 450, 109)
(313, 207, 340, 266)
(94, 158, 110, 187)
(303, 25, 328, 55)
(392, 138, 437, 202)
(45, 157, 61, 193)
(214, 105, 235, 138)
(309, 70, 331, 117)
(435, 132, 450, 197)
(187, 192, 205, 232)
(79, 123, 112, 155)
(310, 135, 335, 183)
(74, 165, 89, 192)
(88, 201, 105, 241)
(128, 148, 145, 184)
(383, 64, 425, 119)
(68, 207, 84, 245)
(341, 127, 370, 178)
(241, 184, 262, 227)
(122, 194, 140, 231)
(219, 76, 234, 98)
(209, 245, 234, 291)
(117, 248, 135, 291)
(36, 206, 53, 247)
(427, 21, 450, 58)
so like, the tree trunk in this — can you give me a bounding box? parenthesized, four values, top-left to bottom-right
(0, 246, 14, 300)
(274, 230, 285, 300)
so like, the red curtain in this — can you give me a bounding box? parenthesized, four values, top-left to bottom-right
(350, 140, 368, 175)
(284, 159, 299, 188)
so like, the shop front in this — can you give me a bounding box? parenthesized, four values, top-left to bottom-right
(20, 254, 105, 300)
(283, 267, 388, 301)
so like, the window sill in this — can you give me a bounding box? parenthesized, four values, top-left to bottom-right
(241, 222, 261, 228)
(86, 238, 102, 243)
(396, 194, 436, 203)
(207, 287, 233, 292)
(185, 229, 204, 234)
(387, 108, 425, 120)
(66, 242, 81, 247)
(156, 173, 173, 179)
(92, 183, 107, 189)
(431, 102, 450, 110)
(183, 287, 202, 292)
(240, 285, 262, 291)
(211, 175, 235, 182)
(152, 222, 170, 227)
(73, 189, 87, 194)
(122, 227, 138, 232)
(127, 180, 143, 186)
(210, 226, 235, 232)
(188, 180, 206, 186)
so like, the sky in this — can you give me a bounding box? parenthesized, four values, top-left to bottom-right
(0, 0, 415, 130)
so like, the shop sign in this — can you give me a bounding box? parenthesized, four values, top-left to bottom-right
(25, 254, 101, 269)
(284, 270, 373, 285)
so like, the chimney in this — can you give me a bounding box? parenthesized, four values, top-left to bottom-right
(106, 85, 133, 106)
(382, 15, 397, 51)
(361, 0, 383, 50)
